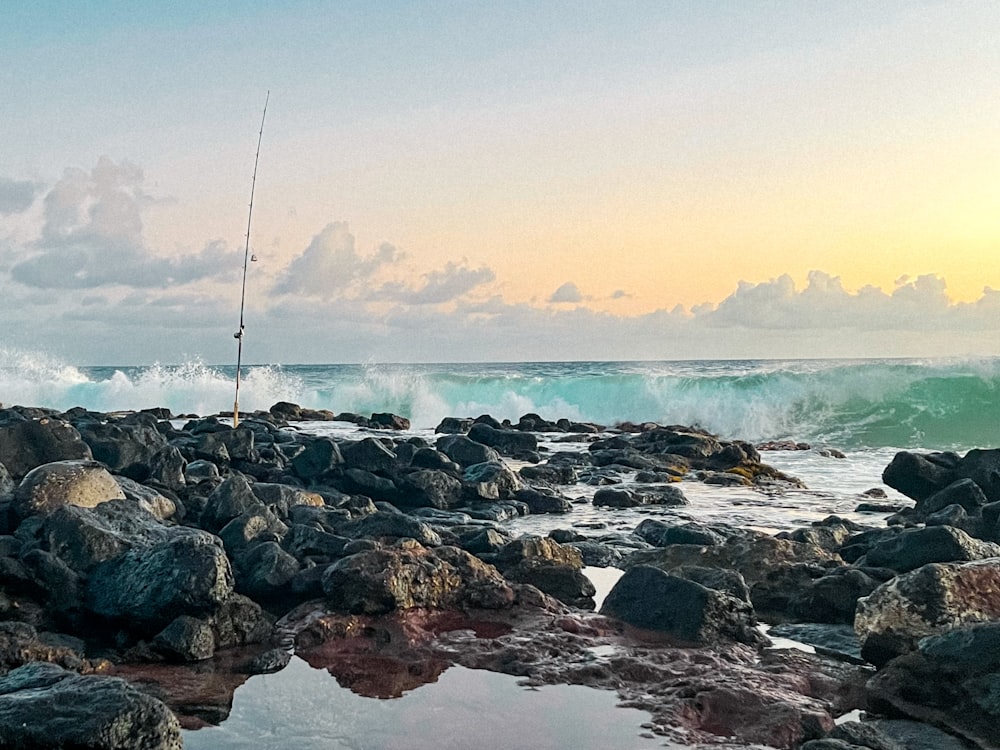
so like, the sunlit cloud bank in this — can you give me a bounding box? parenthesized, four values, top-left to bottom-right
(1, 158, 998, 365)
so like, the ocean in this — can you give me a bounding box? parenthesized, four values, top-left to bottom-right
(8, 354, 997, 747)
(3, 355, 998, 451)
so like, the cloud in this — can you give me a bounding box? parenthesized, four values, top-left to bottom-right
(696, 271, 975, 331)
(0, 178, 40, 216)
(9, 157, 241, 289)
(549, 281, 583, 303)
(274, 222, 401, 297)
(375, 261, 495, 305)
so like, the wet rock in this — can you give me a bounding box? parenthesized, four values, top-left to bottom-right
(152, 615, 215, 662)
(862, 524, 1000, 573)
(866, 622, 1000, 749)
(881, 450, 960, 501)
(321, 543, 516, 614)
(601, 565, 765, 646)
(955, 448, 1000, 503)
(634, 518, 727, 547)
(462, 460, 524, 502)
(513, 486, 573, 514)
(915, 477, 989, 518)
(0, 621, 86, 673)
(201, 473, 267, 533)
(436, 434, 501, 468)
(467, 422, 538, 457)
(86, 534, 234, 634)
(370, 412, 410, 430)
(503, 559, 596, 608)
(767, 623, 864, 664)
(336, 510, 443, 547)
(593, 485, 688, 508)
(0, 661, 182, 750)
(434, 416, 474, 434)
(396, 468, 464, 509)
(0, 417, 92, 481)
(624, 532, 837, 587)
(76, 421, 168, 481)
(855, 558, 1000, 666)
(519, 463, 577, 484)
(12, 460, 126, 522)
(290, 437, 343, 482)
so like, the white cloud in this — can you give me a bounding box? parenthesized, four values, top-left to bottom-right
(549, 281, 583, 303)
(9, 158, 242, 289)
(375, 261, 495, 305)
(273, 222, 401, 297)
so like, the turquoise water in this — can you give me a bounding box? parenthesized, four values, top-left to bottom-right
(1, 353, 997, 450)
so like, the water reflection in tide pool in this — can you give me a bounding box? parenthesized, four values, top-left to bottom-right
(182, 656, 666, 750)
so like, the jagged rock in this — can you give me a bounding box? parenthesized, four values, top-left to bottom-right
(519, 463, 577, 484)
(467, 422, 538, 457)
(862, 524, 1000, 573)
(201, 473, 267, 533)
(218, 505, 289, 556)
(231, 541, 300, 602)
(623, 532, 837, 587)
(462, 461, 524, 502)
(86, 534, 234, 634)
(250, 482, 324, 517)
(281, 523, 350, 561)
(436, 434, 500, 468)
(153, 615, 215, 662)
(496, 535, 583, 570)
(434, 417, 473, 434)
(0, 417, 92, 481)
(321, 543, 515, 614)
(601, 565, 765, 646)
(0, 621, 85, 673)
(340, 437, 397, 473)
(866, 622, 1000, 749)
(956, 448, 1000, 503)
(183, 458, 220, 483)
(514, 486, 573, 514)
(113, 476, 176, 521)
(76, 421, 167, 481)
(336, 511, 443, 547)
(370, 412, 410, 430)
(634, 518, 727, 547)
(915, 478, 989, 518)
(0, 662, 182, 750)
(503, 558, 596, 608)
(12, 460, 125, 522)
(396, 469, 464, 509)
(855, 558, 1000, 666)
(882, 450, 960, 501)
(290, 437, 343, 481)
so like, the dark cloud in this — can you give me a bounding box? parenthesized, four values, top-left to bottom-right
(273, 222, 401, 297)
(9, 157, 241, 289)
(0, 177, 40, 215)
(549, 281, 583, 303)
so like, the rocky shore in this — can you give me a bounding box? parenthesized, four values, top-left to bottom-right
(0, 403, 997, 748)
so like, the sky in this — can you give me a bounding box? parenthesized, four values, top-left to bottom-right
(2, 0, 999, 365)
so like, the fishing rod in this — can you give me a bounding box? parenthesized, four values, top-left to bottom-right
(233, 90, 269, 428)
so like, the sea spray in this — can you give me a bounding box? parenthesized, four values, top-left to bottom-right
(2, 348, 998, 450)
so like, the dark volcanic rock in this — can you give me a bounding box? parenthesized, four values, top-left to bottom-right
(12, 460, 126, 522)
(0, 417, 92, 481)
(601, 565, 765, 646)
(862, 524, 1000, 572)
(0, 661, 181, 750)
(321, 543, 516, 614)
(86, 534, 233, 633)
(467, 422, 538, 457)
(881, 450, 960, 501)
(867, 622, 1000, 749)
(855, 558, 1000, 666)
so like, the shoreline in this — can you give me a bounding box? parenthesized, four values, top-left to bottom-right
(0, 402, 997, 748)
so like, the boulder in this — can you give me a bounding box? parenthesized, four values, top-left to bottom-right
(881, 451, 960, 501)
(0, 662, 181, 750)
(75, 421, 167, 481)
(340, 437, 397, 473)
(634, 518, 727, 547)
(231, 540, 300, 602)
(336, 511, 443, 547)
(601, 565, 765, 646)
(956, 448, 1000, 503)
(915, 478, 989, 518)
(467, 422, 538, 456)
(321, 543, 515, 614)
(153, 615, 216, 662)
(593, 485, 688, 508)
(513, 486, 573, 514)
(86, 534, 234, 634)
(12, 460, 125, 522)
(396, 469, 464, 509)
(290, 437, 343, 481)
(0, 418, 92, 481)
(462, 461, 524, 502)
(436, 434, 500, 467)
(855, 559, 1000, 666)
(862, 525, 1000, 573)
(201, 473, 267, 533)
(867, 622, 1000, 749)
